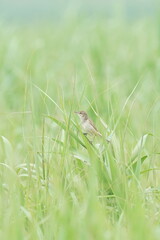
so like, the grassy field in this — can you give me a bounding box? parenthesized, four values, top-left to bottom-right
(0, 15, 160, 240)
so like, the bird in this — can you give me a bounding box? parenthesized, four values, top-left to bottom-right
(75, 111, 102, 137)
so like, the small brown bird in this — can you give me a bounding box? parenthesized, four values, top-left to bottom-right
(75, 111, 102, 137)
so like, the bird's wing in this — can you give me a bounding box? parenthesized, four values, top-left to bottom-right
(89, 119, 102, 135)
(89, 119, 102, 136)
(89, 119, 98, 131)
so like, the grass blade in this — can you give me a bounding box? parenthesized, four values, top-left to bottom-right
(46, 115, 86, 149)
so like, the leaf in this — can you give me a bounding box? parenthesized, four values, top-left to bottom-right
(131, 134, 150, 162)
(132, 155, 148, 172)
(140, 168, 160, 175)
(112, 79, 141, 135)
(20, 206, 33, 222)
(0, 163, 17, 176)
(46, 116, 86, 149)
(1, 136, 13, 163)
(52, 138, 64, 146)
(33, 83, 63, 113)
(73, 153, 90, 165)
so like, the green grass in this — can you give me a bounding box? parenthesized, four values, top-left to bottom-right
(0, 16, 160, 240)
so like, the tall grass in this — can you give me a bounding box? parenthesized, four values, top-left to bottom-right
(0, 16, 160, 239)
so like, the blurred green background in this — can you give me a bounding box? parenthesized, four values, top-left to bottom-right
(0, 0, 157, 23)
(0, 1, 160, 240)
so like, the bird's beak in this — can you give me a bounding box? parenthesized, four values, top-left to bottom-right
(74, 111, 79, 114)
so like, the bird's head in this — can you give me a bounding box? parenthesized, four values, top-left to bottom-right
(75, 111, 88, 121)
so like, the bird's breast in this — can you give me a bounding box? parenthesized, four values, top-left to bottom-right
(82, 120, 94, 133)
